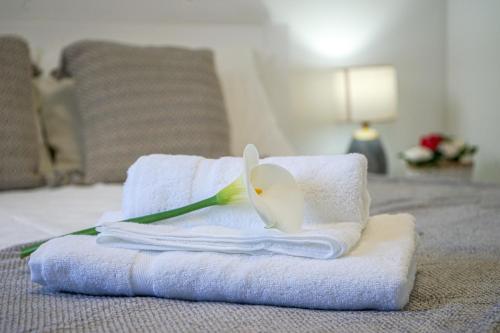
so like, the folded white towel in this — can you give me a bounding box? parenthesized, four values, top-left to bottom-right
(108, 153, 370, 258)
(30, 214, 417, 310)
(96, 211, 363, 259)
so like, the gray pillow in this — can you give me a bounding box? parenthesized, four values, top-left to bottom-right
(60, 40, 230, 183)
(0, 36, 43, 190)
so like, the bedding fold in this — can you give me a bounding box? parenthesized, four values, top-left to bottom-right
(30, 214, 417, 310)
(103, 153, 370, 259)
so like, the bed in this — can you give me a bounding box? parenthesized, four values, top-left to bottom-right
(0, 23, 499, 332)
(1, 176, 499, 332)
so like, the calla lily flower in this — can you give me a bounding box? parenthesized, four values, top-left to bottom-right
(215, 144, 304, 232)
(20, 144, 303, 258)
(242, 144, 304, 232)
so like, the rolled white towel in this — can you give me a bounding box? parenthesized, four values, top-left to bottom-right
(97, 153, 370, 259)
(122, 153, 370, 228)
(30, 214, 417, 310)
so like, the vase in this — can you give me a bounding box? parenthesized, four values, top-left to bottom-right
(404, 162, 473, 181)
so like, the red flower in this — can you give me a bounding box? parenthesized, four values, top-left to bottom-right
(420, 133, 443, 151)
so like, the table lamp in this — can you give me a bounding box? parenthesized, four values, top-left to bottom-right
(333, 65, 398, 174)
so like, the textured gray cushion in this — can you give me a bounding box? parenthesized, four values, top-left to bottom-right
(60, 40, 230, 183)
(0, 36, 42, 190)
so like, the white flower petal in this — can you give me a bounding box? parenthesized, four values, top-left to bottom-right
(243, 144, 259, 171)
(404, 146, 433, 162)
(250, 164, 304, 233)
(438, 140, 464, 159)
(243, 144, 304, 233)
(243, 144, 261, 208)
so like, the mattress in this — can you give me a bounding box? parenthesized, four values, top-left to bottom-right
(0, 184, 122, 250)
(1, 177, 499, 332)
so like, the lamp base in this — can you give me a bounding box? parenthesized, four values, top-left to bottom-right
(347, 136, 387, 174)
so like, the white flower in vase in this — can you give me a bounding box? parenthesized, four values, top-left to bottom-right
(403, 146, 434, 163)
(438, 139, 465, 159)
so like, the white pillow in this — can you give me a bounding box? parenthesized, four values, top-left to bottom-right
(214, 48, 294, 156)
(35, 77, 84, 184)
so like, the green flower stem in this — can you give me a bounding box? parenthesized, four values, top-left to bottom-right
(123, 195, 219, 224)
(20, 195, 219, 259)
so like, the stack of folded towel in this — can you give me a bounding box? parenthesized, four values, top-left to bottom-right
(98, 153, 371, 259)
(29, 153, 417, 310)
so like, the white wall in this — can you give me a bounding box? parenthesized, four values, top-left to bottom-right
(0, 0, 271, 24)
(447, 0, 500, 183)
(263, 0, 447, 177)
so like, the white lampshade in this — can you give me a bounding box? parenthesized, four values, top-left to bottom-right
(333, 65, 398, 123)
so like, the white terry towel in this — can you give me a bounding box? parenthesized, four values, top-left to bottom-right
(30, 214, 417, 310)
(122, 153, 370, 227)
(97, 211, 362, 259)
(99, 153, 370, 259)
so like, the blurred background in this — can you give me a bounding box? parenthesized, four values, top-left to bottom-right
(1, 0, 499, 183)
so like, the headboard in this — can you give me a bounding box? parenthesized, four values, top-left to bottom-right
(0, 21, 288, 73)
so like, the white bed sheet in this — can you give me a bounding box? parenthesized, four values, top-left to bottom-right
(0, 184, 122, 249)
